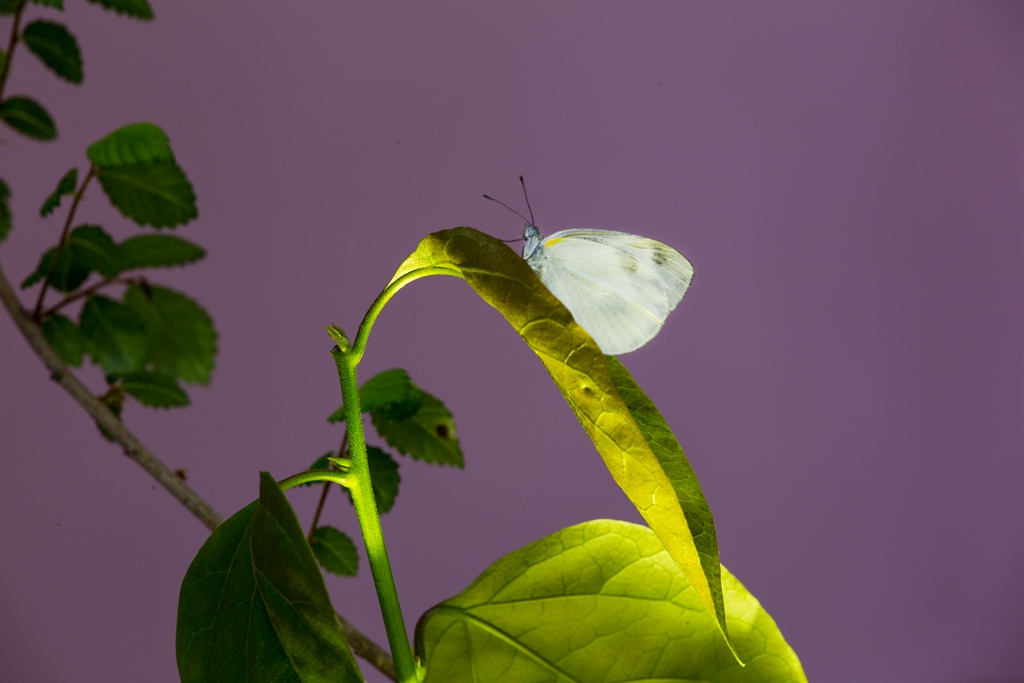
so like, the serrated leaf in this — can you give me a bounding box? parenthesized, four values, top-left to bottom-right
(360, 368, 424, 421)
(42, 313, 83, 366)
(80, 295, 146, 375)
(40, 167, 77, 217)
(124, 284, 216, 384)
(30, 0, 65, 8)
(310, 526, 358, 577)
(86, 0, 152, 19)
(87, 122, 174, 167)
(345, 447, 400, 514)
(416, 519, 806, 683)
(21, 225, 119, 292)
(0, 96, 57, 140)
(388, 227, 731, 650)
(176, 473, 364, 683)
(372, 392, 462, 467)
(22, 20, 82, 83)
(95, 162, 197, 228)
(117, 234, 205, 270)
(0, 177, 10, 243)
(120, 370, 189, 408)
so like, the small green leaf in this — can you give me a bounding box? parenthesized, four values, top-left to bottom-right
(0, 96, 57, 140)
(372, 392, 462, 467)
(176, 472, 364, 683)
(0, 0, 20, 14)
(21, 225, 119, 292)
(42, 313, 83, 366)
(124, 284, 216, 385)
(0, 177, 11, 243)
(22, 20, 83, 83)
(310, 526, 359, 578)
(95, 162, 197, 228)
(326, 405, 346, 424)
(117, 234, 205, 270)
(360, 368, 424, 421)
(80, 295, 146, 375)
(86, 0, 152, 19)
(30, 0, 65, 7)
(389, 227, 731, 648)
(345, 447, 400, 514)
(417, 519, 806, 683)
(87, 122, 174, 167)
(40, 167, 77, 217)
(120, 370, 189, 408)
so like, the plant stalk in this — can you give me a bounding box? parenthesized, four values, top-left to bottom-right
(332, 345, 419, 682)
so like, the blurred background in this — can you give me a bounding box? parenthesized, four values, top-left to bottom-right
(1, 2, 1022, 681)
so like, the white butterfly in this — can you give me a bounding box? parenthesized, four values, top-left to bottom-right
(521, 224, 694, 355)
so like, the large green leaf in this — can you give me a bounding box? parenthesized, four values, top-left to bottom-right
(417, 520, 806, 683)
(0, 177, 11, 243)
(176, 472, 363, 683)
(120, 370, 189, 408)
(372, 392, 462, 467)
(22, 20, 82, 83)
(87, 122, 174, 167)
(310, 526, 358, 578)
(95, 162, 197, 228)
(40, 167, 77, 217)
(124, 284, 216, 384)
(86, 0, 152, 19)
(117, 233, 205, 270)
(21, 225, 120, 292)
(388, 227, 729, 646)
(42, 313, 83, 366)
(79, 295, 146, 375)
(0, 96, 57, 140)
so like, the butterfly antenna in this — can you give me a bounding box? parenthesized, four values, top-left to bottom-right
(482, 193, 530, 224)
(519, 175, 537, 226)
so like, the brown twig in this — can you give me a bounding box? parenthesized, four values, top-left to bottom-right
(0, 259, 399, 679)
(0, 1, 25, 102)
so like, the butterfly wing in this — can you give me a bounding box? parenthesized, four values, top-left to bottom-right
(526, 229, 693, 354)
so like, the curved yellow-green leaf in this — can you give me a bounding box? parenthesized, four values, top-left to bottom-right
(388, 227, 732, 651)
(416, 519, 806, 683)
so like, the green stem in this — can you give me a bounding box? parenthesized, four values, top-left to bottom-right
(331, 345, 420, 682)
(350, 266, 460, 361)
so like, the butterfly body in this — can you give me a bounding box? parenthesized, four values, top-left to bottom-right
(522, 225, 693, 355)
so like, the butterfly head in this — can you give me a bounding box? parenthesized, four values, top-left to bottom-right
(522, 224, 543, 261)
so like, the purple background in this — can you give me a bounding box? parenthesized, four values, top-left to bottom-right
(1, 2, 1022, 682)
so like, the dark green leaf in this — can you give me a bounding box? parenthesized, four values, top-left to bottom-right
(22, 20, 82, 83)
(21, 225, 119, 292)
(0, 96, 57, 140)
(95, 162, 197, 228)
(417, 520, 807, 683)
(0, 177, 10, 243)
(120, 370, 189, 408)
(117, 234, 205, 270)
(360, 368, 423, 421)
(176, 472, 363, 683)
(30, 0, 65, 8)
(326, 405, 346, 424)
(80, 295, 146, 375)
(124, 284, 216, 385)
(87, 122, 174, 167)
(310, 526, 358, 577)
(0, 0, 20, 14)
(372, 392, 462, 467)
(86, 0, 152, 19)
(42, 313, 83, 366)
(40, 167, 77, 217)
